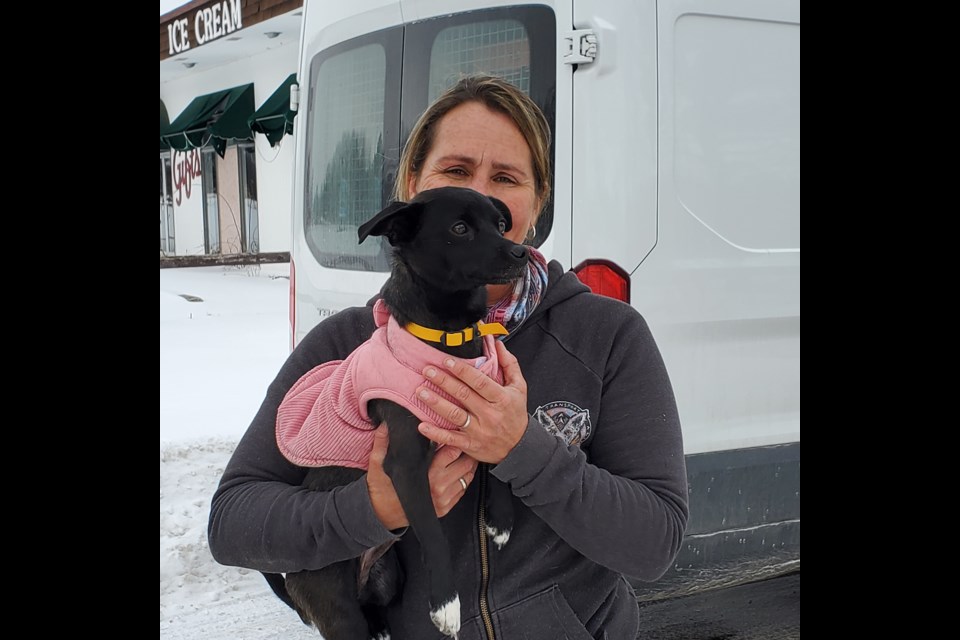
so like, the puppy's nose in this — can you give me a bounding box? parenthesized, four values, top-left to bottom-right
(510, 245, 528, 260)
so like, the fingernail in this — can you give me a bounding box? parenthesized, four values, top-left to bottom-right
(418, 423, 430, 433)
(445, 358, 455, 368)
(425, 367, 436, 378)
(419, 389, 431, 400)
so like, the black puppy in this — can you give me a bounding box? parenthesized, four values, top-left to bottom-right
(265, 187, 528, 639)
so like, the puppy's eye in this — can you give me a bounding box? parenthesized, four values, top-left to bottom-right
(497, 219, 507, 234)
(451, 222, 468, 236)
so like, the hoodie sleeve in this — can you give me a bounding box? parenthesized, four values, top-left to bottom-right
(207, 308, 400, 573)
(492, 311, 689, 582)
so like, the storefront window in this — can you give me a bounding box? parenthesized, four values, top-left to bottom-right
(159, 153, 175, 253)
(202, 148, 220, 253)
(238, 143, 259, 253)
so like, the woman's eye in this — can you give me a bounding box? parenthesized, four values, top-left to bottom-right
(452, 222, 468, 235)
(497, 220, 507, 234)
(495, 175, 517, 184)
(446, 168, 468, 177)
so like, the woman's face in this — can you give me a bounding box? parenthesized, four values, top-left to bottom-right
(409, 101, 539, 246)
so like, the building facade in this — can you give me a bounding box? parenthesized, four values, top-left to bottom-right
(160, 0, 302, 258)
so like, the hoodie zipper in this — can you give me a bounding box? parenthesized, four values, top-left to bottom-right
(475, 303, 551, 638)
(478, 467, 496, 639)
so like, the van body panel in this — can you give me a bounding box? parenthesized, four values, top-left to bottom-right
(652, 0, 800, 454)
(571, 0, 659, 274)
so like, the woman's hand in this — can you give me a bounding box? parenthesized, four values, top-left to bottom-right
(416, 340, 529, 464)
(366, 424, 479, 530)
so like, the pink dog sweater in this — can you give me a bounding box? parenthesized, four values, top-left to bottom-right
(276, 299, 503, 469)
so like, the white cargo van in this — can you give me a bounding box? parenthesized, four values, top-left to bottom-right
(289, 0, 800, 598)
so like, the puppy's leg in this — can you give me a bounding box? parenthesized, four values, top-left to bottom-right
(361, 602, 391, 640)
(280, 467, 375, 639)
(372, 399, 460, 638)
(360, 542, 402, 640)
(285, 558, 368, 639)
(483, 476, 513, 550)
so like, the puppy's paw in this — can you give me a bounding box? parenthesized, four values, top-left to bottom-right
(429, 594, 460, 638)
(370, 633, 390, 640)
(486, 524, 511, 550)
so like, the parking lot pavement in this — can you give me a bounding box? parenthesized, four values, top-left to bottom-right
(636, 572, 800, 640)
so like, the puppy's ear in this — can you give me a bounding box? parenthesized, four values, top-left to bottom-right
(357, 202, 422, 245)
(487, 196, 513, 232)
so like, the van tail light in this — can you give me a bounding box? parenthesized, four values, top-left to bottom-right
(289, 258, 296, 352)
(572, 259, 630, 303)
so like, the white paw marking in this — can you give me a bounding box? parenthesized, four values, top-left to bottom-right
(371, 633, 390, 640)
(429, 594, 461, 638)
(486, 525, 511, 550)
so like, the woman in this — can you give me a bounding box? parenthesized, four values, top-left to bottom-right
(209, 74, 688, 639)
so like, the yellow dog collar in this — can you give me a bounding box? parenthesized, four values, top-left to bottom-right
(405, 320, 508, 347)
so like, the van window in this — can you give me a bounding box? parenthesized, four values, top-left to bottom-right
(428, 20, 531, 102)
(303, 29, 402, 272)
(404, 6, 556, 245)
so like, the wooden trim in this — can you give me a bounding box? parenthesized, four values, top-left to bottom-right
(160, 0, 211, 22)
(160, 251, 290, 268)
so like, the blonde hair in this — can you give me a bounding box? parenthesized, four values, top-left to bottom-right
(394, 74, 552, 220)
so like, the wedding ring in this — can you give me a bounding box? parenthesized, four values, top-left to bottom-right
(459, 477, 468, 491)
(462, 413, 471, 430)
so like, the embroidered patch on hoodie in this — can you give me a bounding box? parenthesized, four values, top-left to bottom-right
(532, 401, 592, 446)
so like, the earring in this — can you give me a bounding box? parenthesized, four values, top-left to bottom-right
(526, 225, 537, 241)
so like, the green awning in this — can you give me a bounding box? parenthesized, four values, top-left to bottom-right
(160, 100, 169, 151)
(248, 74, 298, 147)
(160, 84, 255, 157)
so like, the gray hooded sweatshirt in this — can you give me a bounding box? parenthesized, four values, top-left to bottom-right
(209, 261, 688, 639)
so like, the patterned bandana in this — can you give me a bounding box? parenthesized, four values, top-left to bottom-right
(485, 247, 549, 335)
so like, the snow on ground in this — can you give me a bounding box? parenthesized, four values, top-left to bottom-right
(160, 263, 290, 443)
(160, 264, 318, 639)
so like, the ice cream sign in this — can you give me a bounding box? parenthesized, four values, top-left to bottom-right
(167, 0, 243, 55)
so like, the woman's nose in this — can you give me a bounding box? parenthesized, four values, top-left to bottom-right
(464, 175, 490, 196)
